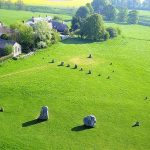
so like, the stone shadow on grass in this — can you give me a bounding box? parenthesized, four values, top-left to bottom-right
(71, 125, 93, 132)
(22, 119, 46, 127)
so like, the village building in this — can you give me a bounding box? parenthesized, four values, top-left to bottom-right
(0, 39, 22, 57)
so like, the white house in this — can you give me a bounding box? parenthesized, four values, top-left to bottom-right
(0, 39, 21, 57)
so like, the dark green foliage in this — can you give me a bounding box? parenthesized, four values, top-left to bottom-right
(127, 10, 139, 24)
(76, 6, 90, 18)
(104, 5, 118, 21)
(106, 27, 118, 38)
(80, 14, 105, 41)
(86, 3, 94, 14)
(0, 44, 13, 57)
(10, 23, 35, 53)
(92, 0, 109, 14)
(103, 30, 110, 41)
(71, 16, 82, 31)
(51, 29, 61, 44)
(117, 8, 128, 22)
(53, 16, 62, 21)
(0, 34, 10, 40)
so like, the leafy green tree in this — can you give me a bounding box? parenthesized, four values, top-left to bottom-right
(0, 34, 10, 40)
(33, 21, 52, 46)
(76, 6, 90, 18)
(106, 27, 118, 38)
(10, 23, 34, 53)
(80, 13, 105, 40)
(104, 4, 118, 21)
(92, 0, 110, 14)
(1, 44, 13, 56)
(86, 3, 94, 14)
(117, 8, 128, 22)
(127, 10, 139, 24)
(51, 29, 61, 44)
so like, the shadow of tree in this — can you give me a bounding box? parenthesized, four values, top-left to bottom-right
(71, 125, 93, 132)
(22, 119, 46, 127)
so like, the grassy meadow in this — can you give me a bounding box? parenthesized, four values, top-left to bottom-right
(0, 9, 72, 26)
(0, 9, 150, 149)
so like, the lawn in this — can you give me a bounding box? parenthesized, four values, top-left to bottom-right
(0, 9, 72, 26)
(0, 19, 150, 149)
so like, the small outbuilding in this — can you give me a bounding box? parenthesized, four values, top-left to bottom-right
(0, 39, 21, 57)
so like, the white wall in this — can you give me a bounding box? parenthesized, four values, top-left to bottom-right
(13, 43, 22, 57)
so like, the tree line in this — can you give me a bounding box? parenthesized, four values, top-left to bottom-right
(0, 0, 74, 15)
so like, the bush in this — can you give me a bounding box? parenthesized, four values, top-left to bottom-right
(53, 16, 62, 21)
(116, 27, 121, 35)
(37, 41, 47, 49)
(51, 30, 61, 44)
(103, 31, 110, 41)
(0, 44, 13, 57)
(106, 27, 118, 38)
(0, 34, 10, 40)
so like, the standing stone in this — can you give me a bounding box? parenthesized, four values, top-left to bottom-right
(80, 68, 83, 71)
(88, 54, 92, 58)
(51, 59, 55, 63)
(0, 107, 4, 112)
(38, 106, 49, 120)
(66, 64, 70, 67)
(59, 62, 64, 66)
(83, 115, 96, 127)
(74, 64, 78, 69)
(88, 70, 92, 74)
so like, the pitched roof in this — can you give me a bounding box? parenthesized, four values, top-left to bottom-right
(51, 20, 68, 32)
(0, 26, 12, 35)
(0, 39, 16, 49)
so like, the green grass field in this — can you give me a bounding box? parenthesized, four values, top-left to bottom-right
(0, 9, 72, 26)
(0, 8, 150, 150)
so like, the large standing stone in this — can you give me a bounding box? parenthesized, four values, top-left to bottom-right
(38, 106, 49, 120)
(83, 115, 96, 127)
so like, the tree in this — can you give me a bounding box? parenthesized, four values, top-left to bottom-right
(0, 34, 10, 40)
(76, 6, 90, 18)
(92, 0, 110, 14)
(104, 5, 118, 21)
(127, 10, 139, 24)
(10, 23, 34, 53)
(33, 21, 52, 46)
(142, 0, 150, 9)
(15, 0, 24, 10)
(5, 0, 13, 9)
(117, 8, 128, 22)
(80, 13, 105, 40)
(86, 3, 94, 14)
(51, 29, 61, 44)
(0, 44, 13, 56)
(106, 27, 118, 38)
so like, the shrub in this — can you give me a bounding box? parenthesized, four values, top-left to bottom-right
(106, 27, 118, 38)
(0, 34, 10, 40)
(53, 16, 62, 21)
(0, 44, 13, 57)
(51, 30, 61, 44)
(116, 27, 121, 35)
(37, 41, 47, 49)
(103, 31, 110, 41)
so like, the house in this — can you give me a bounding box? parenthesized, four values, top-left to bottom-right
(0, 39, 21, 57)
(51, 20, 68, 33)
(0, 26, 12, 36)
(26, 16, 52, 29)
